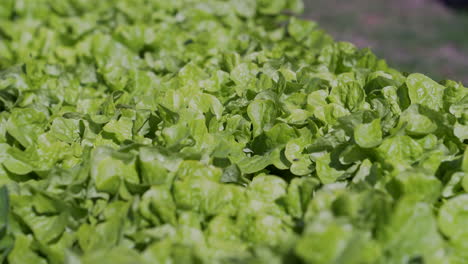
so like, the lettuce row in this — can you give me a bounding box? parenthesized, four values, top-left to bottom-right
(0, 0, 467, 263)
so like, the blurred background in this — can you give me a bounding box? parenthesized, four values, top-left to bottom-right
(303, 0, 468, 84)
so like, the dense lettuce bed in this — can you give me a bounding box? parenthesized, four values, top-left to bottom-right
(0, 0, 467, 263)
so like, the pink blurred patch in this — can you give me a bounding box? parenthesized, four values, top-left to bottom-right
(362, 14, 383, 26)
(439, 44, 468, 63)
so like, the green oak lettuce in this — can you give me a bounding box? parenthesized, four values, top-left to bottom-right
(0, 0, 467, 263)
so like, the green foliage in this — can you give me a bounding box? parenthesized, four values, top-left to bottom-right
(0, 0, 467, 263)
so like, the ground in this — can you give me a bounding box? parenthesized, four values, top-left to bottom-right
(303, 0, 468, 84)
